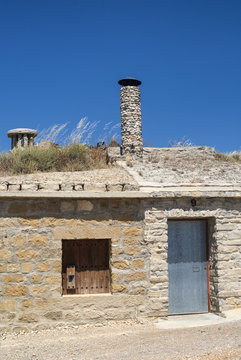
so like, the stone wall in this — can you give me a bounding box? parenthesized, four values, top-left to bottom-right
(120, 86, 143, 156)
(1, 195, 241, 333)
(0, 197, 158, 333)
(144, 197, 241, 314)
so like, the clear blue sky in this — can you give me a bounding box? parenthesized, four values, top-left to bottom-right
(1, 0, 241, 152)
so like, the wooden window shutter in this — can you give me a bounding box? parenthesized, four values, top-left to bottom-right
(62, 239, 110, 295)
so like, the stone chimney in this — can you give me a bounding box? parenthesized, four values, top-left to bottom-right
(118, 77, 143, 157)
(8, 128, 37, 150)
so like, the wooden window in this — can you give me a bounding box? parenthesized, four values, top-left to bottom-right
(62, 239, 110, 295)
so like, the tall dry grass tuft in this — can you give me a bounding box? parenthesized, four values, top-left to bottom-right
(37, 117, 121, 146)
(37, 123, 69, 144)
(168, 137, 194, 147)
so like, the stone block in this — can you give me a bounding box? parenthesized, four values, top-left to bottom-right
(44, 311, 63, 320)
(4, 285, 27, 297)
(29, 285, 48, 296)
(123, 228, 142, 236)
(0, 249, 12, 260)
(45, 275, 61, 284)
(0, 300, 16, 311)
(229, 230, 241, 240)
(3, 274, 24, 283)
(84, 183, 106, 192)
(53, 260, 61, 272)
(7, 264, 20, 272)
(65, 218, 87, 226)
(77, 200, 94, 211)
(18, 313, 38, 323)
(12, 235, 25, 247)
(111, 273, 122, 282)
(36, 262, 50, 272)
(42, 217, 65, 227)
(74, 184, 84, 191)
(22, 263, 33, 273)
(34, 298, 51, 309)
(0, 218, 19, 227)
(148, 291, 161, 298)
(17, 249, 38, 261)
(61, 201, 75, 213)
(124, 237, 139, 245)
(111, 284, 128, 293)
(21, 299, 32, 309)
(29, 235, 48, 247)
(0, 183, 7, 191)
(106, 184, 123, 192)
(53, 226, 120, 240)
(125, 272, 146, 281)
(111, 247, 123, 256)
(38, 183, 60, 191)
(21, 183, 38, 191)
(0, 263, 5, 272)
(40, 248, 61, 259)
(3, 237, 9, 246)
(111, 259, 130, 270)
(60, 183, 74, 191)
(132, 288, 145, 295)
(30, 275, 43, 283)
(8, 203, 28, 214)
(18, 218, 39, 227)
(132, 259, 145, 269)
(150, 276, 168, 283)
(125, 246, 140, 255)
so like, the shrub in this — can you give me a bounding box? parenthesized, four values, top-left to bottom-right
(0, 144, 108, 175)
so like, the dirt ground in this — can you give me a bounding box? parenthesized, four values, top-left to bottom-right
(1, 319, 241, 360)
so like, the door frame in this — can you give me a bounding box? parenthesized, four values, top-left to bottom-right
(167, 218, 211, 314)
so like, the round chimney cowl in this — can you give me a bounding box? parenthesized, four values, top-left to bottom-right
(118, 77, 142, 86)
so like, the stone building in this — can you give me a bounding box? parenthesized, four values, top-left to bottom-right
(1, 79, 241, 332)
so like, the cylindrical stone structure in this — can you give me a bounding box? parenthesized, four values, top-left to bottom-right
(7, 128, 37, 150)
(118, 77, 143, 157)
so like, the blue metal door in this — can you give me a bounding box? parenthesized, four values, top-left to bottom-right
(168, 220, 208, 314)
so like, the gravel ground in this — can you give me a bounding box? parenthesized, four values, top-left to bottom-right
(1, 319, 241, 360)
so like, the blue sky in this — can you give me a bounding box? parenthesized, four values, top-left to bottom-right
(0, 0, 241, 152)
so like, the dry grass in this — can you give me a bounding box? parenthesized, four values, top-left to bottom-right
(0, 118, 121, 175)
(214, 152, 241, 162)
(168, 137, 194, 147)
(36, 118, 121, 146)
(0, 144, 108, 175)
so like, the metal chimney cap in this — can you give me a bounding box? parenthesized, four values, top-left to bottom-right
(118, 77, 142, 86)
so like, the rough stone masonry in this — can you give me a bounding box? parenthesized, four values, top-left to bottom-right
(119, 78, 143, 157)
(0, 190, 241, 332)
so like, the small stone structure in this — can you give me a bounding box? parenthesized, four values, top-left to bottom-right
(118, 78, 143, 157)
(8, 128, 37, 150)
